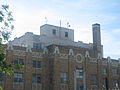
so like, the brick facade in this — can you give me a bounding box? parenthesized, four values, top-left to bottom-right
(0, 44, 120, 90)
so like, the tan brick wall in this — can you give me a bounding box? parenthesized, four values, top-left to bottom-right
(2, 45, 120, 90)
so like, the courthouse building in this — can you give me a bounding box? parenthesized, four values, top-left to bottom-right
(0, 23, 120, 90)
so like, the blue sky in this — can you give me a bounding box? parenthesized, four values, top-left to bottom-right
(1, 0, 120, 59)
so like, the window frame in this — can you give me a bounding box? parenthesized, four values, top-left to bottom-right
(52, 29, 56, 35)
(13, 58, 24, 65)
(32, 60, 42, 69)
(13, 72, 23, 83)
(76, 68, 83, 78)
(91, 74, 97, 85)
(102, 68, 107, 74)
(112, 68, 118, 75)
(32, 74, 41, 84)
(33, 43, 42, 49)
(65, 32, 68, 38)
(0, 72, 4, 82)
(60, 72, 67, 84)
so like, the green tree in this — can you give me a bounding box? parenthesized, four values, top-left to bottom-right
(0, 4, 14, 74)
(0, 4, 14, 90)
(0, 4, 23, 90)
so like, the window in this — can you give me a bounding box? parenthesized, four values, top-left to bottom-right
(65, 32, 68, 38)
(113, 79, 119, 88)
(103, 78, 108, 89)
(0, 72, 4, 82)
(13, 59, 24, 65)
(77, 83, 83, 90)
(32, 74, 41, 84)
(13, 72, 23, 83)
(112, 69, 118, 75)
(52, 29, 56, 35)
(33, 61, 41, 68)
(102, 68, 107, 74)
(91, 74, 97, 85)
(60, 72, 67, 83)
(76, 68, 83, 78)
(33, 43, 42, 49)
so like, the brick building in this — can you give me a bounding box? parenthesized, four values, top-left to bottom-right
(0, 23, 120, 90)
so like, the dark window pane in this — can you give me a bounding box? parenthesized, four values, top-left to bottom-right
(13, 72, 23, 83)
(32, 61, 36, 68)
(52, 29, 56, 35)
(65, 32, 68, 37)
(113, 79, 119, 88)
(33, 43, 42, 49)
(91, 74, 97, 85)
(0, 72, 4, 82)
(32, 61, 41, 68)
(60, 72, 67, 83)
(32, 74, 41, 84)
(76, 68, 83, 78)
(102, 68, 107, 74)
(14, 59, 24, 65)
(112, 69, 118, 75)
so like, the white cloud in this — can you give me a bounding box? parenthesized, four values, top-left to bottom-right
(112, 29, 120, 33)
(6, 0, 120, 59)
(102, 30, 120, 59)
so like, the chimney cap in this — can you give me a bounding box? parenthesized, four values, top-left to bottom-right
(92, 23, 100, 26)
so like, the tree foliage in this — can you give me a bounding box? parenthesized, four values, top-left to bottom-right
(0, 5, 14, 42)
(0, 4, 24, 90)
(0, 4, 14, 75)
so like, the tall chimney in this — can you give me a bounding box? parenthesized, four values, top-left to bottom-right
(92, 23, 103, 57)
(92, 23, 101, 46)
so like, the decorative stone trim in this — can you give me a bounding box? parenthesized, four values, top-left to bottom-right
(90, 58, 97, 63)
(76, 54, 83, 63)
(85, 51, 90, 58)
(7, 42, 13, 50)
(107, 56, 111, 62)
(43, 47, 48, 54)
(32, 52, 43, 58)
(53, 46, 60, 54)
(102, 60, 107, 65)
(97, 53, 102, 59)
(13, 50, 26, 56)
(69, 49, 74, 56)
(111, 63, 119, 67)
(26, 45, 32, 52)
(59, 54, 68, 59)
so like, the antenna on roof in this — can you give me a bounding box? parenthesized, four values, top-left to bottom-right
(60, 20, 61, 27)
(45, 17, 48, 24)
(67, 22, 70, 28)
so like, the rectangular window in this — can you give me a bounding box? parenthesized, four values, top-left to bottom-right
(65, 32, 68, 38)
(103, 78, 108, 89)
(112, 69, 118, 75)
(113, 79, 119, 88)
(76, 68, 83, 78)
(77, 84, 84, 90)
(13, 72, 23, 83)
(32, 74, 41, 84)
(52, 29, 56, 35)
(0, 72, 4, 82)
(91, 74, 97, 85)
(32, 61, 41, 68)
(33, 43, 42, 49)
(102, 68, 107, 74)
(13, 59, 24, 65)
(60, 72, 67, 83)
